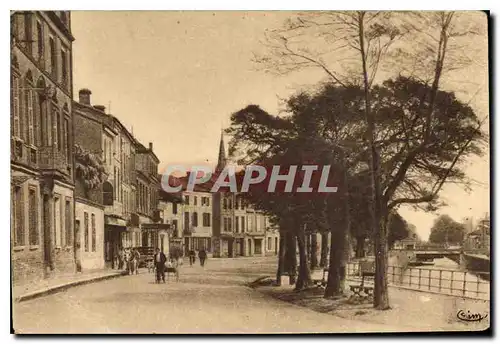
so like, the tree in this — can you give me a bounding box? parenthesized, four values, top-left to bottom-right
(254, 10, 485, 310)
(387, 212, 409, 249)
(74, 144, 107, 194)
(429, 214, 465, 245)
(227, 105, 334, 291)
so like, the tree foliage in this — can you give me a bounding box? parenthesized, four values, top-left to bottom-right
(428, 214, 465, 245)
(74, 144, 107, 191)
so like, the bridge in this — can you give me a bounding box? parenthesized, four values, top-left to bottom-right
(390, 247, 490, 275)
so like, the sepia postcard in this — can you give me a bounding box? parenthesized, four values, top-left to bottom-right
(10, 10, 490, 334)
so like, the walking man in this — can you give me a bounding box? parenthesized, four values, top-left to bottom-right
(154, 248, 167, 283)
(188, 249, 196, 266)
(198, 248, 207, 267)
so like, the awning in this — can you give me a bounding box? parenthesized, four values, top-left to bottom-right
(141, 223, 173, 232)
(105, 216, 127, 227)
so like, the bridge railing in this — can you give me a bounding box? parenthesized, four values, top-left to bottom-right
(346, 262, 489, 300)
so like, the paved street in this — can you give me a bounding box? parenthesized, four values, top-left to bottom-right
(13, 256, 415, 334)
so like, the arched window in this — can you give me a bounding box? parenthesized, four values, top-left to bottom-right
(24, 71, 35, 146)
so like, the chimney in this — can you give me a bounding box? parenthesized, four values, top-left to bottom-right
(149, 142, 153, 150)
(78, 88, 92, 105)
(94, 105, 106, 113)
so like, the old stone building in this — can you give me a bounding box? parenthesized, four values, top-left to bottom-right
(11, 11, 76, 284)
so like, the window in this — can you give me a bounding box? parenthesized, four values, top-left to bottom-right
(65, 199, 71, 247)
(172, 219, 178, 237)
(13, 186, 25, 246)
(36, 21, 43, 61)
(268, 237, 272, 251)
(54, 196, 61, 247)
(51, 104, 59, 148)
(12, 74, 21, 139)
(223, 218, 227, 232)
(25, 80, 34, 145)
(192, 212, 198, 227)
(228, 199, 232, 209)
(203, 213, 211, 227)
(28, 188, 38, 246)
(61, 48, 68, 87)
(194, 196, 197, 206)
(235, 199, 239, 210)
(113, 167, 117, 200)
(91, 214, 96, 252)
(223, 198, 227, 210)
(184, 211, 190, 229)
(235, 216, 239, 233)
(172, 202, 178, 215)
(49, 35, 57, 78)
(184, 195, 189, 205)
(228, 218, 232, 232)
(241, 216, 245, 232)
(84, 212, 89, 252)
(24, 13, 33, 54)
(64, 118, 70, 162)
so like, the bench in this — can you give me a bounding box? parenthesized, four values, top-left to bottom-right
(349, 261, 375, 300)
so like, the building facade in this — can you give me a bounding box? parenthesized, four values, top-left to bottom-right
(182, 189, 213, 254)
(211, 133, 279, 258)
(135, 142, 167, 251)
(158, 189, 184, 255)
(11, 11, 76, 284)
(73, 100, 106, 270)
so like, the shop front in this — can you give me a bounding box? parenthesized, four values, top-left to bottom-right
(104, 215, 127, 269)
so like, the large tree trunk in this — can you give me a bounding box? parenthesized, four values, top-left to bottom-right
(374, 213, 390, 309)
(276, 232, 286, 286)
(355, 236, 366, 258)
(284, 232, 297, 285)
(324, 227, 344, 297)
(295, 227, 312, 291)
(311, 233, 318, 270)
(357, 12, 389, 310)
(320, 232, 329, 267)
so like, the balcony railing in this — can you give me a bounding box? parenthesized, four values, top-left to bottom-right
(38, 145, 71, 175)
(11, 138, 38, 168)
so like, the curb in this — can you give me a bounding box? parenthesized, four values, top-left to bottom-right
(15, 271, 128, 303)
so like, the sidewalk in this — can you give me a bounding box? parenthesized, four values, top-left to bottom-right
(254, 269, 490, 332)
(13, 269, 128, 303)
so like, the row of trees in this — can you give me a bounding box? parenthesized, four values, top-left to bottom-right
(228, 11, 486, 309)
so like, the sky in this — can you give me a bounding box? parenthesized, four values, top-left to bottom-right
(71, 11, 490, 241)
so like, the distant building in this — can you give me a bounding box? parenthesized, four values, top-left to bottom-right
(157, 187, 184, 255)
(211, 133, 279, 258)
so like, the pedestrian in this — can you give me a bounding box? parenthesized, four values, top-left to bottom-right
(154, 248, 167, 283)
(118, 247, 124, 270)
(132, 248, 141, 275)
(189, 249, 196, 266)
(198, 248, 207, 267)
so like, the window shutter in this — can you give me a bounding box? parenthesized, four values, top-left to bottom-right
(27, 89, 34, 145)
(12, 77, 20, 138)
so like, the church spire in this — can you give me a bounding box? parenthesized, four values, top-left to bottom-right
(216, 130, 227, 172)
